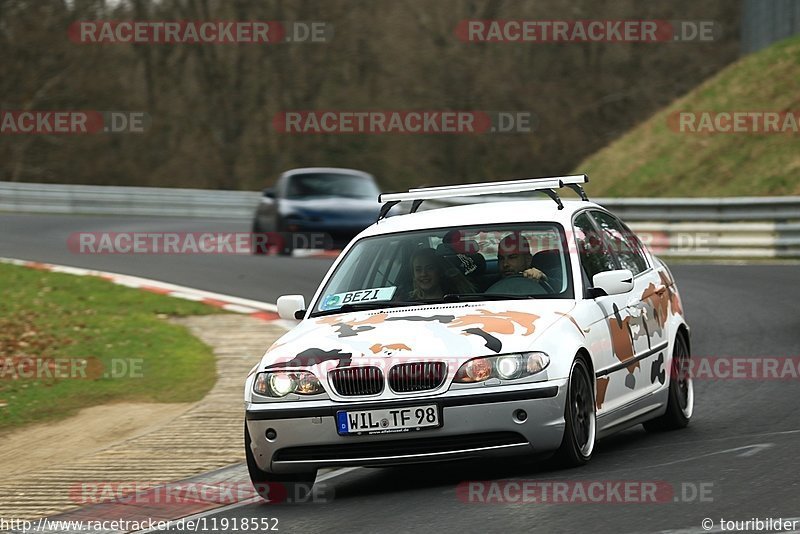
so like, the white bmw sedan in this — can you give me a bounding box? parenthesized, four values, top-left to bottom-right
(244, 176, 693, 502)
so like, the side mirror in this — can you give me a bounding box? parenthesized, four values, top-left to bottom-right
(277, 294, 306, 320)
(262, 188, 275, 199)
(591, 269, 634, 297)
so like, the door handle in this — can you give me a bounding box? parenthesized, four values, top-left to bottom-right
(654, 285, 667, 295)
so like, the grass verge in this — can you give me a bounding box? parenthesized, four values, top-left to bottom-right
(0, 263, 221, 432)
(575, 34, 800, 197)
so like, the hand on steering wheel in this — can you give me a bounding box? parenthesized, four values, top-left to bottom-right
(517, 268, 556, 294)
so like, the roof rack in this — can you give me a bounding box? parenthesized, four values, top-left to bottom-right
(377, 174, 589, 220)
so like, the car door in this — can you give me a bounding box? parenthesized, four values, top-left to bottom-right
(572, 210, 639, 414)
(589, 210, 669, 401)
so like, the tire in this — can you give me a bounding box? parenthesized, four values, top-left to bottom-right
(277, 239, 293, 256)
(275, 219, 293, 256)
(245, 423, 316, 503)
(251, 222, 269, 255)
(554, 356, 596, 467)
(643, 333, 693, 432)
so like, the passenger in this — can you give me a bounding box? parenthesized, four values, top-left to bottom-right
(497, 233, 547, 281)
(409, 247, 475, 300)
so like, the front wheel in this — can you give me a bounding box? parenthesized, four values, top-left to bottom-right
(245, 424, 316, 503)
(554, 356, 596, 467)
(251, 221, 269, 255)
(276, 225, 294, 256)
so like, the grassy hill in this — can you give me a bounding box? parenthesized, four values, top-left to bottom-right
(575, 35, 800, 197)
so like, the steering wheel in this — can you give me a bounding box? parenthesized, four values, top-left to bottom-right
(537, 276, 557, 294)
(514, 272, 557, 294)
(486, 273, 550, 296)
(513, 272, 557, 294)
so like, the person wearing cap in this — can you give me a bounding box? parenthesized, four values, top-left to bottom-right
(497, 233, 547, 281)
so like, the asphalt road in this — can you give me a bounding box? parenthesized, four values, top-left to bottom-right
(0, 213, 331, 304)
(1, 213, 798, 534)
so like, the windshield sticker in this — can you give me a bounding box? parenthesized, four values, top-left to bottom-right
(321, 286, 397, 310)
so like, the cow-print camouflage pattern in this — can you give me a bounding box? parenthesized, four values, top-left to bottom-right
(258, 302, 575, 379)
(595, 268, 684, 409)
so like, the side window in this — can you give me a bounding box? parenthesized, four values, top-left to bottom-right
(573, 212, 617, 281)
(589, 211, 648, 275)
(620, 220, 651, 264)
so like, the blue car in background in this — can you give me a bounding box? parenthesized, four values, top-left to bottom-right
(252, 167, 383, 255)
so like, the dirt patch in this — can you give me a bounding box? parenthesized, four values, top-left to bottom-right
(0, 402, 192, 477)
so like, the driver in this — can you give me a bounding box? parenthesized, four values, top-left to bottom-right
(497, 233, 547, 281)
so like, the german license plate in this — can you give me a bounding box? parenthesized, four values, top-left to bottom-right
(336, 404, 440, 436)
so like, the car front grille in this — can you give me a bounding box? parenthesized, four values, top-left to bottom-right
(388, 362, 446, 393)
(329, 366, 384, 396)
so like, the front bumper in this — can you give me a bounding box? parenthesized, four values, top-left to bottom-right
(245, 380, 567, 474)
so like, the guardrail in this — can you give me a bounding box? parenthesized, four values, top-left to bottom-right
(424, 195, 800, 259)
(1, 181, 798, 258)
(0, 181, 260, 219)
(599, 198, 800, 259)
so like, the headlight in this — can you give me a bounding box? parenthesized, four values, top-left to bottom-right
(454, 352, 550, 383)
(463, 358, 492, 382)
(269, 373, 296, 396)
(496, 355, 523, 379)
(253, 371, 324, 397)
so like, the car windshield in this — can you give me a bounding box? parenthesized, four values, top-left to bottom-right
(285, 173, 379, 199)
(310, 223, 574, 316)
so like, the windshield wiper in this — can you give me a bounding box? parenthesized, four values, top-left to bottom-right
(310, 293, 545, 317)
(310, 300, 421, 317)
(438, 293, 539, 302)
(339, 300, 421, 312)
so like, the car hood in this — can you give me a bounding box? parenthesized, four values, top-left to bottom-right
(281, 197, 380, 219)
(257, 300, 577, 372)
